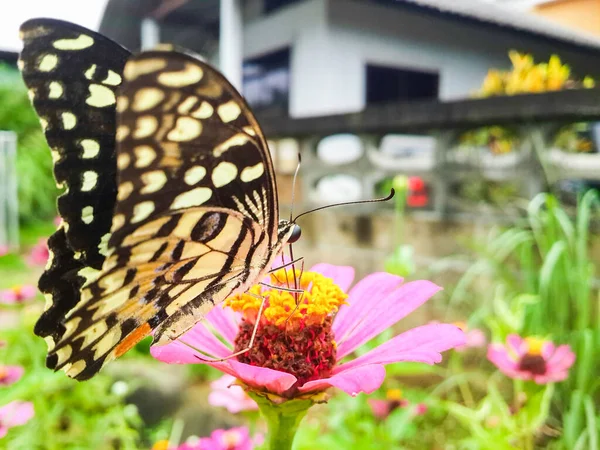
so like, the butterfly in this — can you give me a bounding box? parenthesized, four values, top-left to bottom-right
(18, 18, 302, 381)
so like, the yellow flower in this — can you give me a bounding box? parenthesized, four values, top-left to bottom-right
(583, 76, 596, 89)
(509, 50, 533, 71)
(481, 70, 504, 96)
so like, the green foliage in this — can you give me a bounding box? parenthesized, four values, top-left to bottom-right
(0, 308, 143, 449)
(0, 64, 59, 224)
(295, 394, 415, 450)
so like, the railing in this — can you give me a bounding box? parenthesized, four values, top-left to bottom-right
(258, 88, 600, 221)
(0, 131, 19, 251)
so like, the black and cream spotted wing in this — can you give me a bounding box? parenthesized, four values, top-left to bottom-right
(20, 19, 298, 380)
(19, 19, 131, 357)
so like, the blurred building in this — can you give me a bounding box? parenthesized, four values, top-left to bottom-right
(533, 0, 600, 37)
(101, 0, 600, 118)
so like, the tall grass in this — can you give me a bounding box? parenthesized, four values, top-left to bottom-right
(448, 191, 599, 448)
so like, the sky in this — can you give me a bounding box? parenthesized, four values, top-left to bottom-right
(0, 0, 109, 52)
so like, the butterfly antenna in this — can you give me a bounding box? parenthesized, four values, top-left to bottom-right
(293, 189, 395, 223)
(289, 152, 302, 222)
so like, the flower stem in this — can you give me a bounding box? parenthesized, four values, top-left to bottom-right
(247, 392, 313, 450)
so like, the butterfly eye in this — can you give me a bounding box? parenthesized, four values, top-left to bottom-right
(288, 224, 302, 244)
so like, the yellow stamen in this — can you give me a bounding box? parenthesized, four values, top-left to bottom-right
(386, 388, 403, 401)
(525, 337, 546, 355)
(151, 440, 169, 450)
(225, 269, 348, 328)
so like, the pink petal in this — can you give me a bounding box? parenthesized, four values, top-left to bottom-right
(368, 399, 392, 419)
(227, 360, 297, 396)
(206, 305, 240, 345)
(333, 272, 404, 341)
(541, 341, 555, 359)
(211, 427, 253, 450)
(534, 370, 570, 384)
(151, 324, 232, 363)
(0, 366, 24, 385)
(336, 280, 442, 358)
(467, 329, 487, 348)
(309, 263, 355, 292)
(0, 290, 17, 304)
(506, 334, 525, 357)
(414, 403, 428, 416)
(208, 390, 257, 414)
(336, 324, 465, 373)
(208, 375, 258, 413)
(547, 345, 575, 366)
(19, 285, 37, 299)
(299, 364, 386, 396)
(0, 401, 34, 427)
(271, 253, 293, 270)
(546, 347, 576, 373)
(487, 343, 520, 373)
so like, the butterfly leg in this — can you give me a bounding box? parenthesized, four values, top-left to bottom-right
(258, 281, 304, 293)
(187, 291, 267, 363)
(268, 256, 304, 273)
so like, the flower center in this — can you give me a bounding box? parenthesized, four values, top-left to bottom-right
(12, 286, 23, 300)
(518, 337, 548, 375)
(226, 268, 348, 393)
(524, 337, 545, 355)
(386, 388, 403, 401)
(518, 353, 547, 375)
(221, 430, 242, 448)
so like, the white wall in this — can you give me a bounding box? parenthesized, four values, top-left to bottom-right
(243, 0, 600, 117)
(244, 0, 337, 117)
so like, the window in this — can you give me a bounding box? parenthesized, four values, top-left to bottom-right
(243, 48, 290, 114)
(264, 0, 301, 14)
(365, 64, 439, 105)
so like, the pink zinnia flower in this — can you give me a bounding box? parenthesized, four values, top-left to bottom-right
(174, 427, 256, 450)
(208, 375, 258, 413)
(0, 401, 34, 437)
(0, 245, 8, 257)
(487, 334, 575, 384)
(0, 365, 24, 386)
(368, 388, 427, 420)
(453, 322, 486, 352)
(0, 285, 37, 304)
(152, 264, 465, 399)
(368, 388, 409, 420)
(27, 238, 49, 266)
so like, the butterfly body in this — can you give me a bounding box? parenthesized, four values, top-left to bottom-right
(19, 18, 297, 380)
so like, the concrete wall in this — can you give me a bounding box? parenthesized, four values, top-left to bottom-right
(242, 0, 600, 117)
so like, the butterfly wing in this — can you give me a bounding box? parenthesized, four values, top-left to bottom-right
(47, 49, 285, 380)
(18, 19, 131, 354)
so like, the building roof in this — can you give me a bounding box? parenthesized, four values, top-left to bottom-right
(386, 0, 600, 52)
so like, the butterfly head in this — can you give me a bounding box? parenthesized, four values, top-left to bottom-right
(278, 220, 301, 245)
